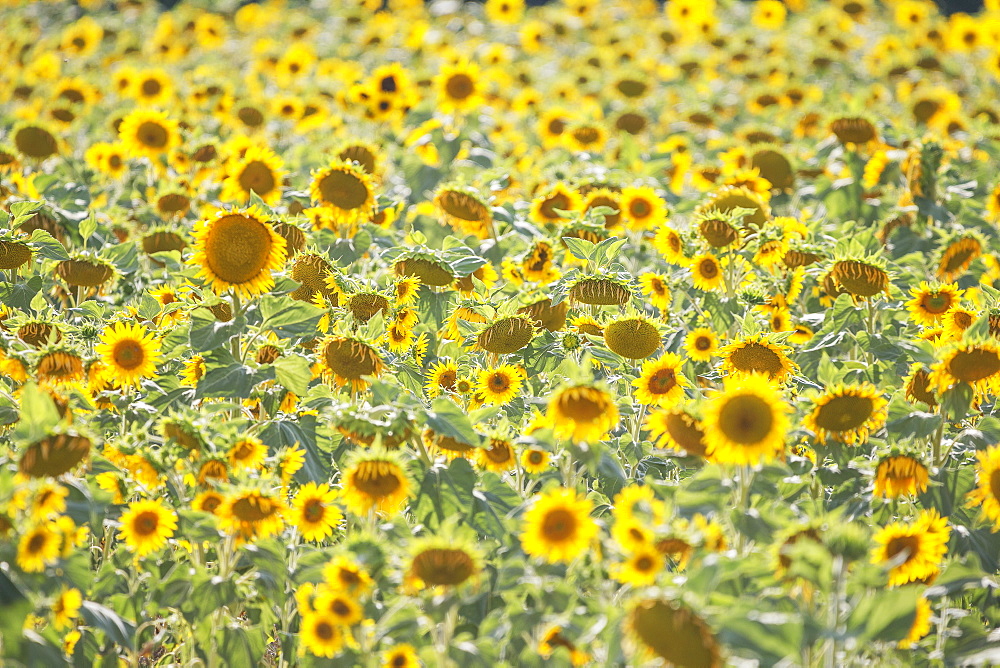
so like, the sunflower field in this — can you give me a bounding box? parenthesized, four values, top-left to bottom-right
(5, 0, 1000, 665)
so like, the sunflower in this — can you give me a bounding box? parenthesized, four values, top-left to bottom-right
(681, 327, 717, 362)
(899, 597, 933, 649)
(547, 384, 619, 442)
(567, 274, 632, 306)
(530, 182, 583, 225)
(17, 523, 61, 572)
(929, 341, 1000, 395)
(520, 487, 598, 563)
(323, 554, 374, 595)
(804, 383, 888, 445)
(477, 437, 517, 473)
(653, 226, 686, 264)
(341, 451, 411, 515)
(51, 587, 82, 631)
(871, 510, 951, 587)
(633, 354, 691, 407)
(697, 186, 771, 228)
(645, 405, 709, 458)
(425, 360, 459, 398)
(829, 116, 879, 147)
(874, 453, 930, 498)
(703, 374, 790, 465)
(288, 483, 343, 542)
(435, 60, 483, 114)
(118, 498, 178, 557)
(719, 334, 798, 381)
(628, 599, 722, 668)
(218, 488, 288, 544)
(538, 625, 589, 667)
(317, 336, 385, 392)
(118, 109, 180, 160)
(476, 315, 535, 354)
(476, 364, 526, 405)
(619, 185, 668, 231)
(604, 314, 661, 359)
(905, 282, 962, 326)
(228, 436, 268, 470)
(942, 305, 977, 342)
(309, 160, 377, 226)
(221, 145, 285, 205)
(313, 587, 363, 626)
(520, 447, 551, 473)
(407, 536, 482, 588)
(967, 445, 1000, 531)
(300, 611, 345, 658)
(829, 257, 891, 299)
(583, 188, 624, 230)
(689, 253, 725, 292)
(12, 123, 60, 160)
(638, 272, 671, 311)
(434, 185, 493, 239)
(190, 206, 288, 298)
(612, 546, 664, 587)
(382, 644, 420, 668)
(35, 349, 84, 386)
(937, 235, 982, 282)
(95, 321, 161, 388)
(20, 433, 92, 478)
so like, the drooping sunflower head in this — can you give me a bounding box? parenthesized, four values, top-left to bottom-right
(12, 122, 61, 160)
(703, 373, 790, 465)
(937, 233, 983, 282)
(517, 297, 569, 332)
(718, 333, 798, 381)
(627, 599, 722, 668)
(394, 249, 456, 287)
(695, 186, 771, 228)
(309, 159, 376, 225)
(566, 272, 634, 307)
(56, 255, 116, 288)
(340, 449, 411, 516)
(34, 347, 84, 387)
(828, 115, 880, 148)
(749, 145, 796, 191)
(190, 206, 287, 298)
(406, 534, 482, 589)
(475, 314, 535, 355)
(19, 431, 92, 479)
(804, 383, 888, 446)
(343, 288, 391, 324)
(317, 336, 385, 393)
(904, 363, 938, 409)
(289, 252, 339, 304)
(694, 208, 742, 249)
(604, 313, 662, 360)
(433, 184, 493, 239)
(828, 254, 891, 300)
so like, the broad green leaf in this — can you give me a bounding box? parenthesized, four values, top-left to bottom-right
(27, 229, 68, 260)
(273, 355, 312, 396)
(426, 397, 483, 449)
(258, 295, 324, 339)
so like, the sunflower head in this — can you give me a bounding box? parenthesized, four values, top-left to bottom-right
(434, 184, 493, 239)
(804, 383, 888, 446)
(341, 449, 412, 515)
(718, 333, 798, 381)
(695, 186, 771, 228)
(828, 115, 880, 147)
(828, 254, 891, 299)
(703, 373, 790, 465)
(628, 599, 722, 668)
(566, 272, 634, 307)
(189, 206, 288, 298)
(604, 313, 661, 360)
(475, 314, 535, 355)
(406, 533, 482, 589)
(309, 159, 376, 226)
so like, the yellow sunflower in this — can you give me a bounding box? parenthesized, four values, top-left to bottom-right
(905, 282, 963, 326)
(520, 487, 598, 563)
(703, 374, 790, 465)
(218, 488, 288, 544)
(117, 498, 178, 557)
(220, 144, 285, 205)
(871, 509, 951, 587)
(95, 321, 161, 388)
(899, 597, 933, 649)
(289, 483, 343, 542)
(309, 160, 377, 227)
(611, 546, 664, 586)
(547, 384, 619, 442)
(118, 109, 180, 160)
(190, 206, 288, 298)
(689, 253, 725, 292)
(684, 327, 719, 362)
(382, 644, 420, 668)
(804, 383, 888, 445)
(874, 453, 930, 498)
(529, 182, 582, 225)
(967, 445, 1000, 531)
(520, 447, 551, 473)
(477, 437, 517, 473)
(435, 60, 483, 114)
(644, 406, 709, 458)
(929, 341, 1000, 396)
(341, 451, 411, 515)
(300, 611, 345, 658)
(719, 334, 798, 381)
(633, 354, 691, 407)
(476, 364, 526, 405)
(638, 272, 671, 310)
(51, 587, 82, 631)
(424, 359, 459, 398)
(619, 185, 668, 231)
(17, 522, 61, 572)
(628, 599, 722, 668)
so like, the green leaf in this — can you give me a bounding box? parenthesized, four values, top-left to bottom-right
(27, 229, 68, 260)
(426, 397, 483, 449)
(189, 307, 246, 353)
(9, 200, 42, 225)
(846, 586, 920, 643)
(13, 382, 61, 443)
(561, 236, 595, 262)
(0, 275, 43, 311)
(195, 350, 257, 399)
(79, 213, 97, 243)
(80, 601, 136, 650)
(273, 355, 312, 396)
(258, 295, 324, 339)
(940, 383, 975, 422)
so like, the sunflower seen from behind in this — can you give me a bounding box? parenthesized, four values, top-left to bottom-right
(703, 374, 790, 465)
(190, 206, 287, 299)
(520, 486, 598, 563)
(95, 321, 161, 388)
